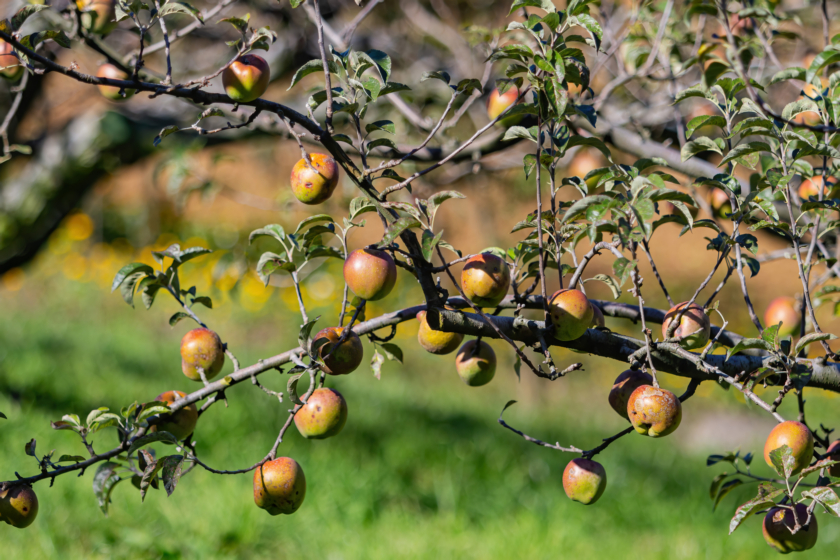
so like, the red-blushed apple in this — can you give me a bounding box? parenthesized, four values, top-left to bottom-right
(608, 369, 653, 420)
(567, 149, 606, 186)
(181, 328, 225, 381)
(827, 440, 840, 478)
(708, 188, 732, 219)
(416, 309, 463, 355)
(549, 289, 594, 341)
(627, 385, 682, 437)
(762, 503, 818, 553)
(76, 0, 116, 35)
(0, 485, 38, 528)
(313, 327, 364, 375)
(455, 339, 496, 386)
(798, 176, 833, 200)
(0, 40, 23, 82)
(763, 421, 814, 476)
(764, 297, 801, 337)
(461, 252, 511, 308)
(343, 248, 397, 301)
(96, 63, 134, 101)
(562, 458, 607, 505)
(253, 457, 306, 515)
(486, 86, 521, 125)
(148, 390, 198, 441)
(222, 54, 270, 103)
(289, 153, 340, 204)
(662, 302, 710, 350)
(294, 387, 347, 439)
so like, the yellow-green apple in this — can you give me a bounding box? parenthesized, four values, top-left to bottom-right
(222, 54, 270, 103)
(343, 248, 397, 301)
(562, 458, 607, 505)
(294, 387, 347, 439)
(0, 485, 38, 528)
(290, 153, 340, 205)
(313, 327, 364, 375)
(253, 457, 306, 515)
(627, 385, 682, 437)
(455, 340, 496, 386)
(416, 309, 463, 355)
(180, 328, 225, 381)
(461, 253, 511, 308)
(486, 86, 521, 126)
(77, 0, 116, 35)
(0, 40, 23, 82)
(764, 297, 801, 338)
(762, 503, 818, 553)
(148, 390, 197, 441)
(763, 421, 814, 476)
(549, 289, 594, 341)
(96, 63, 134, 100)
(708, 188, 732, 219)
(608, 369, 653, 420)
(662, 302, 710, 349)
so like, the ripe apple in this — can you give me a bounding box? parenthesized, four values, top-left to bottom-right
(567, 149, 606, 186)
(180, 328, 225, 382)
(608, 369, 653, 420)
(343, 248, 397, 301)
(461, 252, 511, 308)
(222, 54, 270, 103)
(416, 309, 463, 355)
(313, 327, 364, 375)
(289, 153, 340, 204)
(763, 421, 814, 476)
(0, 40, 23, 82)
(148, 390, 198, 441)
(549, 288, 594, 341)
(455, 339, 496, 386)
(76, 0, 116, 35)
(762, 503, 818, 553)
(627, 385, 682, 437)
(562, 458, 607, 505)
(294, 387, 347, 439)
(96, 63, 134, 101)
(662, 302, 710, 350)
(826, 440, 840, 478)
(0, 485, 38, 528)
(253, 457, 306, 515)
(798, 176, 835, 201)
(764, 297, 801, 338)
(486, 86, 521, 126)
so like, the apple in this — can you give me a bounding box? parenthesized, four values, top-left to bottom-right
(661, 302, 710, 350)
(290, 153, 340, 205)
(826, 440, 840, 478)
(764, 297, 801, 338)
(180, 328, 225, 381)
(416, 309, 463, 355)
(148, 390, 198, 441)
(562, 458, 607, 505)
(343, 248, 397, 301)
(549, 288, 594, 341)
(253, 457, 306, 515)
(608, 369, 653, 420)
(627, 385, 682, 438)
(798, 176, 836, 201)
(222, 54, 270, 103)
(294, 387, 348, 439)
(486, 86, 521, 126)
(763, 421, 814, 476)
(461, 252, 511, 308)
(708, 188, 732, 219)
(314, 327, 364, 375)
(0, 485, 38, 528)
(762, 503, 818, 553)
(455, 339, 496, 386)
(96, 63, 134, 101)
(567, 149, 607, 186)
(77, 0, 116, 35)
(0, 39, 23, 82)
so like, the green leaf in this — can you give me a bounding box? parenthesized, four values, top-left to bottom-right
(421, 70, 450, 84)
(428, 190, 466, 228)
(379, 343, 403, 363)
(350, 196, 377, 219)
(726, 337, 772, 359)
(502, 126, 537, 142)
(159, 454, 185, 496)
(294, 214, 335, 234)
(288, 59, 340, 90)
(287, 371, 306, 406)
(57, 455, 86, 463)
(137, 404, 171, 424)
(377, 217, 423, 248)
(768, 444, 796, 479)
(681, 138, 722, 162)
(139, 454, 164, 501)
(567, 136, 611, 160)
(158, 1, 203, 22)
(686, 115, 726, 138)
(802, 487, 840, 516)
(92, 462, 124, 515)
(128, 432, 179, 454)
(794, 332, 836, 356)
(365, 120, 396, 135)
(11, 4, 49, 30)
(806, 49, 840, 84)
(728, 486, 785, 533)
(299, 317, 320, 354)
(249, 224, 286, 245)
(714, 478, 744, 511)
(508, 0, 556, 15)
(767, 67, 806, 86)
(781, 98, 820, 122)
(168, 311, 192, 326)
(709, 473, 730, 500)
(378, 82, 411, 97)
(582, 274, 621, 299)
(111, 263, 154, 292)
(720, 142, 771, 168)
(560, 195, 617, 224)
(762, 323, 780, 348)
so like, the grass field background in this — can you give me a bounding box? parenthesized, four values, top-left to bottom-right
(1, 276, 838, 559)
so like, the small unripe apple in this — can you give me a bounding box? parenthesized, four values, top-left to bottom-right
(562, 458, 607, 505)
(590, 304, 605, 328)
(314, 327, 364, 375)
(762, 503, 818, 553)
(149, 390, 198, 441)
(77, 0, 116, 35)
(290, 154, 340, 205)
(253, 457, 306, 515)
(416, 309, 463, 355)
(180, 328, 225, 382)
(549, 289, 594, 341)
(826, 440, 840, 478)
(486, 86, 521, 125)
(763, 421, 814, 476)
(0, 485, 39, 528)
(294, 387, 347, 439)
(608, 369, 653, 420)
(455, 339, 496, 386)
(627, 385, 682, 438)
(96, 63, 134, 101)
(662, 302, 710, 350)
(461, 253, 511, 308)
(0, 40, 23, 82)
(222, 54, 270, 103)
(764, 297, 801, 338)
(343, 248, 397, 301)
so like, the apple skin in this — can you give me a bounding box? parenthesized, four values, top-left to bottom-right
(416, 309, 463, 355)
(314, 327, 364, 375)
(96, 64, 134, 100)
(762, 503, 818, 553)
(608, 369, 653, 420)
(708, 188, 732, 219)
(149, 390, 198, 441)
(180, 328, 225, 381)
(562, 458, 607, 505)
(798, 176, 834, 200)
(826, 440, 840, 478)
(486, 87, 521, 126)
(222, 54, 270, 103)
(455, 339, 496, 386)
(76, 0, 116, 35)
(461, 253, 511, 308)
(567, 150, 606, 186)
(343, 248, 397, 301)
(549, 289, 594, 341)
(290, 154, 340, 205)
(294, 387, 348, 439)
(763, 421, 814, 476)
(253, 457, 306, 515)
(0, 485, 38, 528)
(0, 40, 23, 82)
(764, 297, 801, 338)
(627, 385, 682, 438)
(662, 302, 710, 350)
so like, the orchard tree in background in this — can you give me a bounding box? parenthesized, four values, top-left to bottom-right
(2, 0, 840, 553)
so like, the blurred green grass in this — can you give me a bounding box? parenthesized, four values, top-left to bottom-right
(1, 279, 838, 559)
